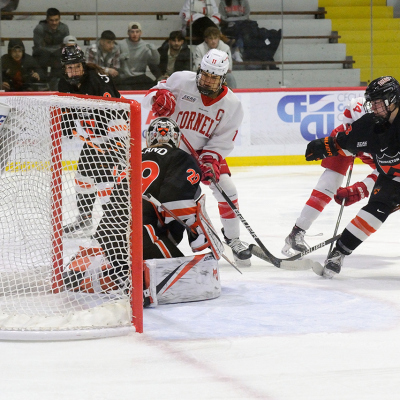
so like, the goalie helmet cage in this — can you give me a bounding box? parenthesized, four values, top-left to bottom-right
(0, 93, 143, 340)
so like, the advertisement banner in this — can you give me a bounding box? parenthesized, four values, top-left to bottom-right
(124, 88, 365, 162)
(0, 88, 365, 164)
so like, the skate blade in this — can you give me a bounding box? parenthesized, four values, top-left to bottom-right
(223, 243, 251, 267)
(235, 257, 251, 267)
(322, 267, 336, 279)
(281, 244, 303, 259)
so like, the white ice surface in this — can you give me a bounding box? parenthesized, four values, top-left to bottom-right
(3, 164, 400, 400)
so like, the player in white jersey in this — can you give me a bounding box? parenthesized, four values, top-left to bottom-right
(142, 48, 251, 265)
(282, 96, 379, 256)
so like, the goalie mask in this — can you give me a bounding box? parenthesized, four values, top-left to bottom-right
(364, 76, 400, 124)
(196, 49, 229, 96)
(61, 44, 86, 86)
(146, 117, 181, 148)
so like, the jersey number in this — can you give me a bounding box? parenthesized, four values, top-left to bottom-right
(142, 160, 160, 193)
(187, 168, 200, 185)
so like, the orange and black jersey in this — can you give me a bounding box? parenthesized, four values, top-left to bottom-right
(142, 145, 201, 226)
(58, 69, 120, 98)
(336, 112, 400, 178)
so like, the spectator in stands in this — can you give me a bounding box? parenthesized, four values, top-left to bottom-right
(118, 21, 160, 91)
(179, 0, 221, 45)
(194, 27, 236, 89)
(1, 38, 46, 91)
(86, 30, 121, 80)
(154, 31, 190, 81)
(218, 0, 250, 62)
(1, 0, 19, 20)
(32, 8, 70, 74)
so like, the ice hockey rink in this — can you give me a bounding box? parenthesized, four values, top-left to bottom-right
(3, 162, 400, 400)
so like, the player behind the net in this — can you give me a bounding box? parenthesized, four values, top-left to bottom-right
(282, 97, 378, 257)
(58, 44, 125, 237)
(305, 76, 400, 278)
(142, 48, 252, 266)
(63, 117, 224, 307)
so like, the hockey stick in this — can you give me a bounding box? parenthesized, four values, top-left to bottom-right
(250, 234, 340, 264)
(328, 156, 355, 254)
(142, 193, 242, 274)
(181, 135, 320, 271)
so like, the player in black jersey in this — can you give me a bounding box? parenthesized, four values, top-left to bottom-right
(58, 44, 124, 236)
(63, 118, 222, 307)
(306, 76, 400, 278)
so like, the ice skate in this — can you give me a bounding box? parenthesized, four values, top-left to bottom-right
(63, 214, 93, 237)
(222, 228, 251, 266)
(323, 247, 346, 279)
(281, 225, 309, 257)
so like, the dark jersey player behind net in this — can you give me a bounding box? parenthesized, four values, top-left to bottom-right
(63, 117, 223, 307)
(58, 44, 124, 237)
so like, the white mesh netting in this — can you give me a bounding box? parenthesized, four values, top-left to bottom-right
(0, 95, 137, 339)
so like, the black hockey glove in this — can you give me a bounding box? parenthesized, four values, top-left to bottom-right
(305, 136, 339, 161)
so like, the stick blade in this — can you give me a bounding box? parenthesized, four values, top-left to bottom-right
(250, 244, 315, 271)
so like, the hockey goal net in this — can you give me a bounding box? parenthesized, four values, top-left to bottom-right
(0, 94, 143, 340)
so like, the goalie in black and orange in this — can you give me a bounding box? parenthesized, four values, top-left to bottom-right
(63, 117, 223, 306)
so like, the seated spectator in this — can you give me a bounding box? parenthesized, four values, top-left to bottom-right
(194, 27, 236, 89)
(1, 39, 46, 92)
(219, 0, 280, 69)
(179, 0, 221, 45)
(86, 30, 121, 80)
(118, 21, 160, 91)
(218, 0, 250, 62)
(32, 8, 70, 75)
(48, 35, 78, 90)
(154, 31, 190, 81)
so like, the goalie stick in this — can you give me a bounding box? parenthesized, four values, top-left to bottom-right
(142, 193, 242, 274)
(181, 135, 321, 271)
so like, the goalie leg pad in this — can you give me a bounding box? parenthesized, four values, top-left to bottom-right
(143, 260, 158, 308)
(147, 253, 221, 305)
(189, 194, 224, 260)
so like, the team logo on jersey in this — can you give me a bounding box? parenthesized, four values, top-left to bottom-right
(182, 94, 197, 103)
(373, 188, 381, 195)
(357, 141, 367, 147)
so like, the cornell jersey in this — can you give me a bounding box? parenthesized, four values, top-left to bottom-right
(142, 71, 244, 159)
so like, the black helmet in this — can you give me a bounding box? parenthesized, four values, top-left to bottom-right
(61, 44, 85, 66)
(364, 76, 400, 124)
(61, 44, 86, 85)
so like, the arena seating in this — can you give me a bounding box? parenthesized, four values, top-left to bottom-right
(0, 0, 361, 88)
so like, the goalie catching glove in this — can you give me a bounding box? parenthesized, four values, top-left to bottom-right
(334, 181, 369, 206)
(199, 152, 221, 185)
(305, 136, 339, 161)
(151, 89, 176, 117)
